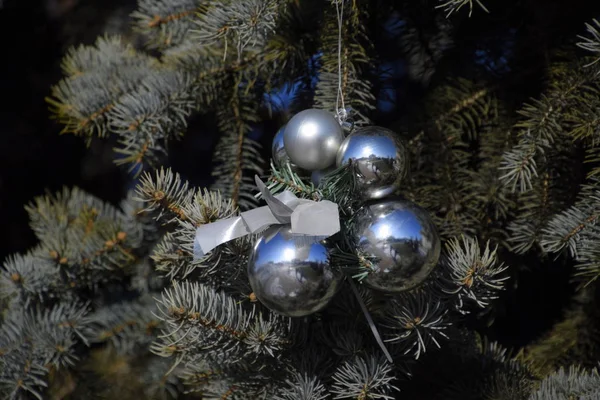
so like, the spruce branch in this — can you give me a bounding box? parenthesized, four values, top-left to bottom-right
(136, 168, 196, 223)
(211, 81, 265, 210)
(274, 372, 328, 400)
(267, 161, 320, 200)
(383, 292, 450, 359)
(436, 0, 489, 18)
(191, 0, 280, 59)
(150, 281, 288, 363)
(48, 36, 156, 139)
(573, 238, 600, 286)
(442, 236, 509, 311)
(151, 232, 196, 278)
(0, 254, 57, 307)
(179, 361, 273, 397)
(578, 19, 600, 68)
(58, 35, 156, 78)
(0, 347, 48, 400)
(429, 78, 495, 140)
(498, 133, 541, 193)
(500, 58, 600, 194)
(330, 355, 399, 400)
(85, 299, 162, 356)
(529, 365, 600, 400)
(506, 171, 564, 254)
(541, 180, 600, 257)
(0, 302, 94, 399)
(132, 0, 205, 49)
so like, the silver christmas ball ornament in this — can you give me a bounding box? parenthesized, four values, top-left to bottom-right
(354, 197, 440, 293)
(336, 126, 408, 199)
(283, 109, 344, 171)
(247, 225, 342, 317)
(271, 125, 305, 175)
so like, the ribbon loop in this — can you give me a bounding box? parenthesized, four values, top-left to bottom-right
(193, 176, 340, 259)
(254, 175, 294, 224)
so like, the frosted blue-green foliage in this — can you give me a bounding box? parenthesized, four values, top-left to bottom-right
(528, 366, 600, 400)
(34, 0, 600, 398)
(0, 187, 169, 400)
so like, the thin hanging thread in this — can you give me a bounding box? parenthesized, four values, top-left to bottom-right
(347, 273, 394, 363)
(334, 0, 346, 119)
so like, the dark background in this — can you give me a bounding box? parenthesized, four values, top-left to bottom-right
(1, 0, 600, 351)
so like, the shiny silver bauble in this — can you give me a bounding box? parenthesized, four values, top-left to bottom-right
(271, 125, 305, 175)
(247, 225, 342, 317)
(283, 109, 344, 171)
(354, 197, 440, 293)
(336, 126, 408, 200)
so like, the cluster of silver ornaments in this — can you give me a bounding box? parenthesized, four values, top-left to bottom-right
(354, 198, 441, 293)
(336, 126, 408, 199)
(247, 225, 342, 317)
(262, 108, 439, 309)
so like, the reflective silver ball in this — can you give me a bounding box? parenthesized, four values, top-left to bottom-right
(248, 225, 341, 317)
(272, 125, 305, 175)
(336, 126, 408, 199)
(354, 198, 440, 293)
(283, 109, 344, 171)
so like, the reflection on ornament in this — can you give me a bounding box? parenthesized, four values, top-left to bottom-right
(247, 225, 341, 317)
(271, 125, 305, 175)
(354, 197, 440, 293)
(283, 109, 344, 171)
(336, 126, 408, 199)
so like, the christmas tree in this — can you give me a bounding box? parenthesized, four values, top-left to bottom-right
(3, 0, 600, 398)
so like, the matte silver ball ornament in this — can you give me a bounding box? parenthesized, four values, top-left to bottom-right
(283, 109, 344, 171)
(271, 125, 305, 175)
(336, 126, 408, 200)
(247, 225, 342, 317)
(354, 197, 440, 293)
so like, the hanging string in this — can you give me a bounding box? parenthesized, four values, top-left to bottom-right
(334, 0, 347, 122)
(346, 272, 394, 363)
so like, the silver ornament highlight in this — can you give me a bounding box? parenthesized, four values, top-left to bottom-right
(247, 225, 341, 317)
(271, 125, 305, 175)
(354, 198, 440, 293)
(336, 126, 408, 199)
(283, 109, 344, 171)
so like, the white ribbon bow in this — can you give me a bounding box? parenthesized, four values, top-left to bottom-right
(193, 176, 340, 259)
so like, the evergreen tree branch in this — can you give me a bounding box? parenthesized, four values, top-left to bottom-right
(383, 291, 450, 360)
(541, 179, 600, 257)
(274, 372, 328, 400)
(330, 355, 399, 400)
(150, 280, 288, 364)
(441, 236, 509, 311)
(436, 0, 489, 18)
(577, 19, 600, 67)
(210, 79, 265, 210)
(131, 0, 206, 49)
(528, 365, 600, 400)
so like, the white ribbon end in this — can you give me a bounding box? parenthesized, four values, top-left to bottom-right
(291, 201, 340, 236)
